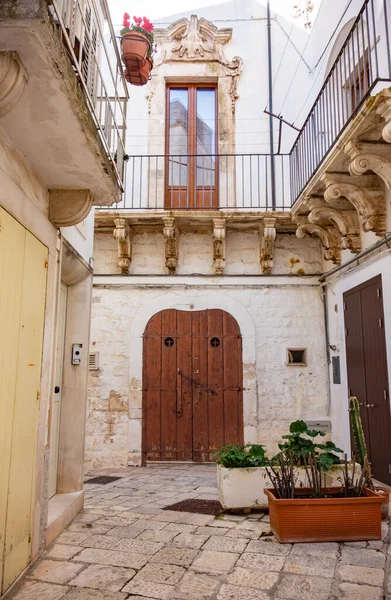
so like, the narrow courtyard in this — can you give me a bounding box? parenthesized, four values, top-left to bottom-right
(9, 465, 391, 600)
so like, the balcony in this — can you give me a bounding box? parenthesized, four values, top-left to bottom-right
(112, 153, 291, 212)
(94, 0, 391, 218)
(0, 0, 128, 206)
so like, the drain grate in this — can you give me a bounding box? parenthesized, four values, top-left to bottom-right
(85, 475, 122, 485)
(163, 498, 223, 516)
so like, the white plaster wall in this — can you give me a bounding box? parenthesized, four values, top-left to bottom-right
(61, 210, 95, 264)
(86, 278, 328, 468)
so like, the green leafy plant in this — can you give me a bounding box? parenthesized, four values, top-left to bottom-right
(214, 444, 268, 468)
(277, 420, 343, 470)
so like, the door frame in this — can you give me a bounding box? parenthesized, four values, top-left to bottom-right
(141, 308, 244, 464)
(165, 82, 219, 209)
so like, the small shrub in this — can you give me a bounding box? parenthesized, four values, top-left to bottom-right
(214, 444, 268, 468)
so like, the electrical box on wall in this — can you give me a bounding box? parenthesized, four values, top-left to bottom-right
(306, 420, 332, 433)
(72, 343, 83, 365)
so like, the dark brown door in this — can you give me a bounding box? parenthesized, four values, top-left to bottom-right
(143, 309, 243, 462)
(165, 84, 218, 210)
(344, 275, 391, 484)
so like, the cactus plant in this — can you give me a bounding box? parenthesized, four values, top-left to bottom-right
(348, 396, 368, 467)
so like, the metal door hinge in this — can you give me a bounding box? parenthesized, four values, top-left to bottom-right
(343, 302, 347, 311)
(384, 390, 388, 400)
(379, 319, 383, 328)
(345, 328, 348, 337)
(44, 260, 48, 269)
(389, 464, 391, 475)
(377, 288, 381, 298)
(36, 391, 40, 401)
(28, 533, 32, 543)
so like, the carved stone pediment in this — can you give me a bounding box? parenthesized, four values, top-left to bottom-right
(154, 15, 243, 113)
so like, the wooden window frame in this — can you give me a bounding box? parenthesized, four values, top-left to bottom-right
(165, 83, 219, 210)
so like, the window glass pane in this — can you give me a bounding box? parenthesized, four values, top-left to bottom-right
(169, 88, 188, 186)
(196, 88, 216, 186)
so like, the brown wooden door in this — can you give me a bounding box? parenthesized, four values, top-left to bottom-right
(344, 275, 391, 484)
(143, 309, 243, 462)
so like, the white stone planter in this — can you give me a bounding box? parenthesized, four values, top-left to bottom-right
(217, 464, 354, 510)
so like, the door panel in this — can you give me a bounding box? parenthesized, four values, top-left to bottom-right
(344, 275, 391, 484)
(143, 309, 243, 462)
(0, 209, 48, 593)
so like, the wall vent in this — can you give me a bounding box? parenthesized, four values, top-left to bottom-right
(286, 348, 307, 366)
(89, 351, 99, 370)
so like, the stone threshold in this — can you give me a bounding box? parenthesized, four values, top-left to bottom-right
(46, 490, 84, 548)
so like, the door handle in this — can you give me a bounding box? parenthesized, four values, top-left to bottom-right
(177, 368, 182, 418)
(54, 386, 60, 394)
(366, 404, 375, 408)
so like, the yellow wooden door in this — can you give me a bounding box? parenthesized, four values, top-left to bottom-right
(0, 208, 48, 594)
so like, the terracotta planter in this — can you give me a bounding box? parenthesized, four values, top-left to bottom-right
(121, 32, 150, 69)
(374, 486, 390, 520)
(124, 59, 153, 86)
(265, 487, 383, 543)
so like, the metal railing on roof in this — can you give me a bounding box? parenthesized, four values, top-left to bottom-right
(49, 0, 129, 191)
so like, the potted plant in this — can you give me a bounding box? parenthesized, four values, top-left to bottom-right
(120, 13, 155, 81)
(215, 444, 270, 510)
(265, 451, 384, 543)
(216, 421, 348, 511)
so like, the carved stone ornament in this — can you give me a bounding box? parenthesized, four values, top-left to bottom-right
(296, 217, 341, 265)
(345, 140, 391, 190)
(49, 189, 94, 228)
(213, 217, 226, 275)
(163, 217, 179, 274)
(154, 15, 243, 113)
(306, 198, 361, 254)
(375, 96, 391, 144)
(0, 51, 28, 117)
(113, 218, 133, 275)
(322, 174, 386, 236)
(260, 217, 277, 274)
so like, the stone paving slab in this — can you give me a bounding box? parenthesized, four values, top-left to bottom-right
(7, 464, 391, 600)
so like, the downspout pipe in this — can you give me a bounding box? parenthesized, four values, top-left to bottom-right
(267, 0, 276, 209)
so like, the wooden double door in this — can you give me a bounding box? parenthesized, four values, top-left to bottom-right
(143, 309, 243, 462)
(344, 275, 391, 484)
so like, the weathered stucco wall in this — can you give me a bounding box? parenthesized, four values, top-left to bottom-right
(86, 281, 328, 468)
(94, 230, 323, 276)
(87, 228, 327, 468)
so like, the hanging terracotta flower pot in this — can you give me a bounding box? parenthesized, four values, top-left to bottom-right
(124, 58, 153, 86)
(121, 32, 150, 70)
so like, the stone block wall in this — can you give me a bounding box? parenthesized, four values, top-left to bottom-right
(86, 229, 328, 468)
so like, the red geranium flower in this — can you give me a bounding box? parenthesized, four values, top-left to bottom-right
(133, 15, 143, 26)
(123, 12, 130, 27)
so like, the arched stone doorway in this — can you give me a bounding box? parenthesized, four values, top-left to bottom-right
(142, 308, 243, 462)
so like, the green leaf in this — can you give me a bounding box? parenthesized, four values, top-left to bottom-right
(306, 429, 326, 438)
(289, 420, 308, 434)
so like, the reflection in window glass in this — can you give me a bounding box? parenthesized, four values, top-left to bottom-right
(196, 88, 216, 186)
(169, 88, 188, 186)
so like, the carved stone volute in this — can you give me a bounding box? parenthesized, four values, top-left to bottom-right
(163, 217, 179, 274)
(213, 217, 226, 275)
(260, 217, 277, 274)
(113, 218, 133, 275)
(0, 51, 28, 117)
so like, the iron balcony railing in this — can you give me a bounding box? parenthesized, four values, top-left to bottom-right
(290, 0, 391, 202)
(49, 0, 129, 191)
(111, 154, 291, 211)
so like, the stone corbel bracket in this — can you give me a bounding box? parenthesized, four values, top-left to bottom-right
(306, 197, 361, 254)
(49, 189, 94, 228)
(259, 217, 277, 274)
(295, 216, 341, 265)
(322, 174, 386, 236)
(345, 140, 391, 190)
(163, 217, 179, 274)
(375, 97, 391, 144)
(0, 51, 28, 117)
(213, 217, 226, 275)
(113, 218, 133, 275)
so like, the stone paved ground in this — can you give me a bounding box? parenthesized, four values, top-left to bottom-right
(9, 465, 391, 600)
